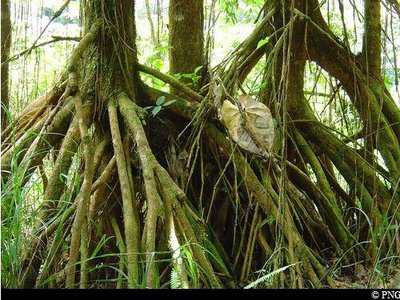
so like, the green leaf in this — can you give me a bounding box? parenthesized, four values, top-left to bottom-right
(244, 263, 298, 289)
(156, 96, 166, 106)
(260, 216, 275, 227)
(90, 235, 111, 259)
(152, 106, 162, 116)
(386, 224, 400, 231)
(193, 75, 202, 83)
(194, 66, 203, 74)
(170, 268, 181, 289)
(257, 37, 270, 49)
(181, 73, 194, 79)
(173, 73, 182, 80)
(163, 99, 177, 107)
(204, 239, 230, 275)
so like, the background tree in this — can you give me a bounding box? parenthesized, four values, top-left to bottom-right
(1, 0, 11, 127)
(169, 0, 205, 94)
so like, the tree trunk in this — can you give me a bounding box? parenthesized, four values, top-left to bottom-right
(364, 0, 382, 77)
(145, 0, 159, 49)
(169, 0, 204, 94)
(1, 0, 11, 127)
(5, 0, 223, 289)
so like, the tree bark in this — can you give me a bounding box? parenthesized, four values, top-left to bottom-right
(145, 0, 159, 49)
(169, 0, 204, 94)
(1, 0, 11, 127)
(364, 0, 382, 77)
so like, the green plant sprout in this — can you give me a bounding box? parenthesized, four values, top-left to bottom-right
(145, 95, 177, 117)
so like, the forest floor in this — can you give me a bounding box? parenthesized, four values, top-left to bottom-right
(334, 263, 400, 289)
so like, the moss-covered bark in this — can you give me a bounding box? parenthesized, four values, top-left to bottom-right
(169, 0, 204, 94)
(1, 0, 11, 127)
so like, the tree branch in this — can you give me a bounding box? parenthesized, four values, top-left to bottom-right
(7, 36, 80, 63)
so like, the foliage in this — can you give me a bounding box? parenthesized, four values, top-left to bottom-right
(173, 66, 203, 85)
(244, 263, 298, 289)
(145, 95, 177, 117)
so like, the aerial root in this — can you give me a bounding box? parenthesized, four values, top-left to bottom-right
(108, 99, 140, 287)
(65, 95, 95, 288)
(117, 91, 222, 288)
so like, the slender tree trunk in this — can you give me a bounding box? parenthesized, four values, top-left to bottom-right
(364, 0, 382, 77)
(1, 0, 11, 128)
(145, 0, 159, 49)
(169, 0, 204, 94)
